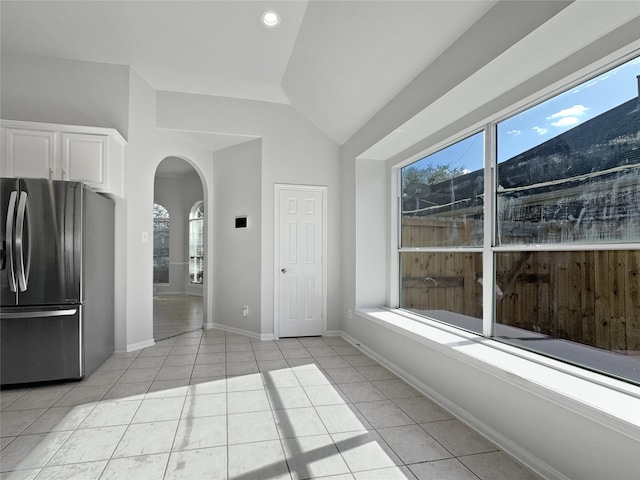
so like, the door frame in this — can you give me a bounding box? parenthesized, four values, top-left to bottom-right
(273, 184, 328, 339)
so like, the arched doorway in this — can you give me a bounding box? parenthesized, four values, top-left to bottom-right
(153, 156, 205, 340)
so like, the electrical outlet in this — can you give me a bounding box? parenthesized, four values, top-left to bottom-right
(347, 309, 352, 319)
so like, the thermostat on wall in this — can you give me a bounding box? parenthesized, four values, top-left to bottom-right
(235, 216, 248, 229)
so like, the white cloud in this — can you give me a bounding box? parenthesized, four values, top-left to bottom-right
(551, 117, 579, 127)
(532, 126, 548, 135)
(506, 129, 521, 135)
(547, 105, 588, 120)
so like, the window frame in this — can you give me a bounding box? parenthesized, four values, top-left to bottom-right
(188, 200, 204, 285)
(394, 52, 640, 384)
(153, 203, 170, 285)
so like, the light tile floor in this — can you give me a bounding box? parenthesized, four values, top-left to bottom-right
(0, 329, 543, 479)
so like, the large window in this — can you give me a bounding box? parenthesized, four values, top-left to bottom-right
(400, 132, 485, 333)
(153, 203, 170, 284)
(189, 201, 204, 284)
(399, 55, 640, 384)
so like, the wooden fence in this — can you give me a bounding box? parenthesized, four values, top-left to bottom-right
(401, 217, 640, 354)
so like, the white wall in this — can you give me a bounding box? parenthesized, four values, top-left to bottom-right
(3, 5, 638, 476)
(210, 139, 262, 335)
(0, 53, 130, 137)
(123, 70, 219, 351)
(0, 52, 341, 348)
(354, 159, 386, 308)
(154, 170, 204, 295)
(155, 92, 342, 337)
(339, 3, 640, 480)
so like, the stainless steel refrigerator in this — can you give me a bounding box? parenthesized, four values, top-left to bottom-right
(1, 178, 114, 386)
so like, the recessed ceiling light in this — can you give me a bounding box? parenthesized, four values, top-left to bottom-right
(261, 10, 280, 28)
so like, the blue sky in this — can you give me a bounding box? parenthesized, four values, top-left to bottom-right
(406, 55, 640, 176)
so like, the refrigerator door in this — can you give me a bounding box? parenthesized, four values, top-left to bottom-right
(1, 178, 20, 306)
(16, 179, 82, 306)
(0, 305, 83, 385)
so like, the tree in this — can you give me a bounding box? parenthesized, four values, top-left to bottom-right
(402, 163, 467, 189)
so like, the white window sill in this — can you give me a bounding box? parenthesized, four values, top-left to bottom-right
(356, 308, 640, 437)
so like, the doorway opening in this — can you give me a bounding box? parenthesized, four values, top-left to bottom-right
(153, 156, 205, 340)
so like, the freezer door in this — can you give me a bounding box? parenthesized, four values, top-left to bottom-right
(1, 178, 20, 306)
(16, 179, 82, 305)
(0, 306, 83, 385)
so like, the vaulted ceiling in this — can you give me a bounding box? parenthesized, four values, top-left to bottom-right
(0, 0, 496, 145)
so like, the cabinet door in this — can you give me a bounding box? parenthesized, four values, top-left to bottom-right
(2, 128, 56, 179)
(62, 133, 108, 190)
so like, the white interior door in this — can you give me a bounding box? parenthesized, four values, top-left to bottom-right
(276, 186, 326, 338)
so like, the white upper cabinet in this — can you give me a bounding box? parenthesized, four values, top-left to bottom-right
(1, 120, 126, 197)
(62, 133, 108, 187)
(3, 128, 56, 179)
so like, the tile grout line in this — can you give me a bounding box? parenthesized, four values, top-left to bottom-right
(1, 325, 543, 479)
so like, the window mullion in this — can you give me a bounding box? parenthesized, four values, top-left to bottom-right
(482, 123, 497, 338)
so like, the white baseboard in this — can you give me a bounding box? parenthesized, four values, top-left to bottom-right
(153, 291, 202, 296)
(325, 329, 343, 337)
(203, 322, 274, 341)
(207, 322, 261, 341)
(125, 338, 155, 352)
(338, 330, 357, 344)
(335, 330, 569, 480)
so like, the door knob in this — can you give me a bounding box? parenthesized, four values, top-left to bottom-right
(281, 268, 287, 273)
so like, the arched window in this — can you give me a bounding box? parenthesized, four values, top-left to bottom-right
(189, 201, 204, 284)
(153, 203, 170, 284)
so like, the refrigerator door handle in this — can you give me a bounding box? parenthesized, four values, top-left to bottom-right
(15, 191, 29, 292)
(5, 191, 18, 292)
(1, 309, 78, 319)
